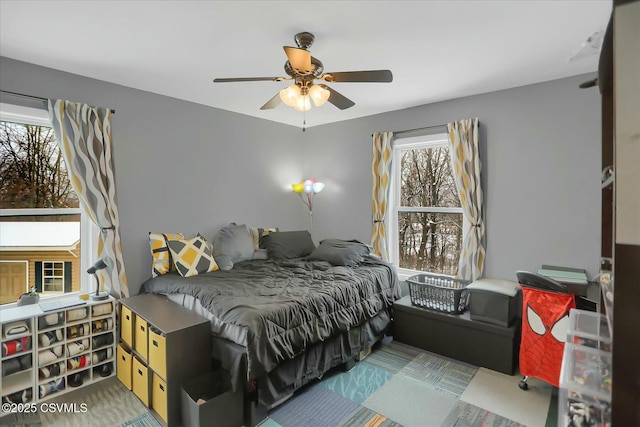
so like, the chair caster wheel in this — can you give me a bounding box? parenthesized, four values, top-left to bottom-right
(518, 380, 528, 390)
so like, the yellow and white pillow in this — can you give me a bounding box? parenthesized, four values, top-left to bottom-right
(149, 232, 184, 277)
(167, 235, 219, 277)
(249, 227, 279, 250)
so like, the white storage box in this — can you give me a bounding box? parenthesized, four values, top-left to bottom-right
(467, 279, 521, 327)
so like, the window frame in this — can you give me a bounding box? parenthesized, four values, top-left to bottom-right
(388, 133, 467, 280)
(0, 103, 98, 306)
(42, 260, 65, 294)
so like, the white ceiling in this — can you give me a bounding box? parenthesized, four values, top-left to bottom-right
(0, 1, 611, 128)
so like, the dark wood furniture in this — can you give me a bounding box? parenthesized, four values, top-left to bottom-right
(393, 296, 520, 375)
(600, 2, 640, 424)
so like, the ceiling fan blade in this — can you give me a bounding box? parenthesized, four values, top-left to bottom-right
(260, 93, 282, 110)
(321, 70, 393, 83)
(213, 77, 283, 83)
(283, 46, 312, 74)
(320, 85, 355, 110)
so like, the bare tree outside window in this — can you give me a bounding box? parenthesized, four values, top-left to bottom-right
(0, 121, 78, 209)
(398, 146, 462, 276)
(1, 118, 81, 304)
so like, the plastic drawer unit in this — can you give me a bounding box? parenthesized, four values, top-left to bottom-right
(566, 309, 611, 352)
(558, 343, 611, 427)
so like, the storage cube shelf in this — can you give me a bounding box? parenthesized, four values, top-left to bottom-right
(1, 311, 36, 404)
(118, 294, 210, 427)
(0, 298, 116, 409)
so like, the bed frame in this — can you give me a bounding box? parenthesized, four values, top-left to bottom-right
(210, 308, 393, 426)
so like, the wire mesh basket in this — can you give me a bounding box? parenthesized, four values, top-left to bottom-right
(407, 273, 471, 314)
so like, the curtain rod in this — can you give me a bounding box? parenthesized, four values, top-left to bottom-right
(0, 90, 115, 114)
(372, 124, 446, 138)
(372, 122, 480, 137)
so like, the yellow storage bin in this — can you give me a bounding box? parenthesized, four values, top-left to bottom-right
(132, 356, 149, 406)
(151, 373, 168, 423)
(116, 344, 132, 390)
(134, 316, 148, 361)
(148, 327, 167, 379)
(120, 305, 134, 347)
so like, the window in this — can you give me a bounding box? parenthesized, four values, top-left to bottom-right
(389, 133, 465, 278)
(0, 103, 96, 305)
(42, 261, 65, 293)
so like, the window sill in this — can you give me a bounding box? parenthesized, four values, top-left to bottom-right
(396, 267, 456, 282)
(1, 291, 86, 310)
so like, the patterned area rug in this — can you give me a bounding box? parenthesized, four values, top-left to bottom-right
(1, 340, 555, 427)
(443, 401, 526, 427)
(120, 412, 163, 427)
(0, 378, 155, 427)
(264, 340, 538, 427)
(398, 352, 478, 398)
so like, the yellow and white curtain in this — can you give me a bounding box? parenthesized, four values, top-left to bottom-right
(48, 99, 129, 298)
(371, 131, 394, 260)
(447, 118, 485, 281)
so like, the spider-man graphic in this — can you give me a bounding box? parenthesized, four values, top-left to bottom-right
(520, 286, 576, 387)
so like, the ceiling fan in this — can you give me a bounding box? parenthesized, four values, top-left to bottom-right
(213, 32, 393, 112)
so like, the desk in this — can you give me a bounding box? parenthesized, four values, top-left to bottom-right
(575, 282, 601, 312)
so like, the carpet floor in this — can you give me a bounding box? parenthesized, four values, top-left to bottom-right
(264, 339, 557, 427)
(0, 339, 557, 427)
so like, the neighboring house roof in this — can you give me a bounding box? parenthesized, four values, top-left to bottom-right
(0, 222, 80, 251)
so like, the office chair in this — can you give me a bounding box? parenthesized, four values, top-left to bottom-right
(516, 271, 575, 390)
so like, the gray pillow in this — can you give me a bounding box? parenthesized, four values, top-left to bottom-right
(252, 249, 269, 260)
(212, 224, 255, 270)
(306, 239, 370, 266)
(263, 230, 316, 259)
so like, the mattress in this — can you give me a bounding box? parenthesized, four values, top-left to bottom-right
(141, 256, 400, 380)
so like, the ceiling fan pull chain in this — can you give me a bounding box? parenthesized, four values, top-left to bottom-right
(302, 109, 306, 132)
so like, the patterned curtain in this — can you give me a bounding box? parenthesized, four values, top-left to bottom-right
(371, 131, 394, 260)
(447, 118, 485, 281)
(48, 100, 129, 298)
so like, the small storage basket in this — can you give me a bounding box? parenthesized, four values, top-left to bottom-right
(407, 273, 471, 314)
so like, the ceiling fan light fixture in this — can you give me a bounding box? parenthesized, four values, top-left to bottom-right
(214, 32, 392, 115)
(309, 84, 330, 107)
(279, 84, 301, 107)
(293, 94, 312, 111)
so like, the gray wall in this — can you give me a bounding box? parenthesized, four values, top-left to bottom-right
(0, 56, 601, 295)
(1, 57, 309, 295)
(306, 75, 601, 281)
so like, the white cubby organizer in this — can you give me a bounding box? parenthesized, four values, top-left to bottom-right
(1, 297, 116, 407)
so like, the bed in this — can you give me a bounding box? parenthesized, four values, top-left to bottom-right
(140, 229, 400, 412)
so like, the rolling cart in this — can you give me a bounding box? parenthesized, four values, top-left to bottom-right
(515, 271, 576, 390)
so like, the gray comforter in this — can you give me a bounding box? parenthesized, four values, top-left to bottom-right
(141, 256, 400, 379)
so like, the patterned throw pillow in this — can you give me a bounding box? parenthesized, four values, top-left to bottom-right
(166, 235, 219, 277)
(249, 227, 279, 250)
(149, 232, 184, 277)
